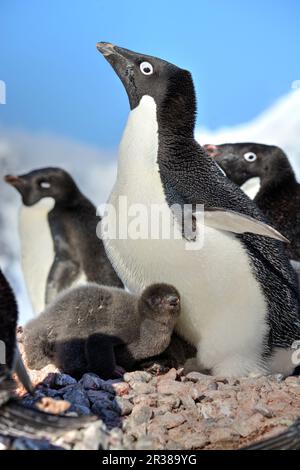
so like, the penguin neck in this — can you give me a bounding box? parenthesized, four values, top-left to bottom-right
(54, 190, 86, 209)
(117, 94, 197, 184)
(258, 161, 297, 197)
(117, 95, 160, 184)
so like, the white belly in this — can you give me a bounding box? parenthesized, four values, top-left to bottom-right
(19, 199, 55, 314)
(241, 177, 261, 200)
(103, 96, 268, 376)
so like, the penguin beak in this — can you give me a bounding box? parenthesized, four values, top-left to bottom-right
(4, 174, 28, 193)
(203, 144, 219, 159)
(4, 174, 23, 187)
(96, 42, 134, 72)
(96, 42, 139, 109)
(4, 174, 32, 204)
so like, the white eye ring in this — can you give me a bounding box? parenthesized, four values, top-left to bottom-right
(140, 61, 153, 75)
(40, 181, 51, 189)
(244, 152, 257, 162)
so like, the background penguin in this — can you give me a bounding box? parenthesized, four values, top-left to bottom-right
(5, 168, 123, 314)
(96, 42, 300, 377)
(0, 268, 94, 447)
(23, 282, 180, 379)
(0, 268, 32, 392)
(243, 419, 300, 449)
(204, 143, 300, 261)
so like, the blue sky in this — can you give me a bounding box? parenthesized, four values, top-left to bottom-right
(0, 0, 299, 150)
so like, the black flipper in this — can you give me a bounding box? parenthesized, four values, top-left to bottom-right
(243, 420, 300, 450)
(46, 257, 80, 306)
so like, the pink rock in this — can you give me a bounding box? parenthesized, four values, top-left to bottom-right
(111, 382, 130, 396)
(153, 412, 186, 430)
(157, 379, 190, 395)
(157, 368, 178, 382)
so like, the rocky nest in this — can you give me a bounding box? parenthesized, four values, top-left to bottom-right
(8, 350, 300, 450)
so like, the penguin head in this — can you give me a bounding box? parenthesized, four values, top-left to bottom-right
(140, 283, 181, 326)
(204, 143, 293, 186)
(97, 42, 196, 134)
(4, 167, 79, 206)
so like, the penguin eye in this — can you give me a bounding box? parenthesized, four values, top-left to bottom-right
(244, 152, 257, 163)
(147, 296, 161, 308)
(140, 61, 154, 76)
(39, 181, 51, 189)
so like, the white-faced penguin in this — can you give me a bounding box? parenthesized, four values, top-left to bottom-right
(23, 283, 180, 379)
(0, 269, 93, 445)
(5, 168, 123, 314)
(96, 42, 300, 377)
(204, 143, 300, 262)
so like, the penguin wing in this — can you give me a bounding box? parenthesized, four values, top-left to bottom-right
(46, 257, 80, 305)
(14, 346, 34, 393)
(243, 420, 300, 450)
(201, 208, 289, 243)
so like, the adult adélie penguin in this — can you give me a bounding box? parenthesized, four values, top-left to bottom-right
(96, 42, 300, 377)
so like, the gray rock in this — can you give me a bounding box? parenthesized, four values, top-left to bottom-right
(54, 373, 77, 388)
(71, 404, 92, 416)
(123, 371, 152, 384)
(157, 379, 190, 395)
(95, 408, 121, 428)
(130, 404, 153, 426)
(112, 396, 133, 416)
(92, 398, 115, 415)
(153, 411, 186, 430)
(180, 395, 197, 409)
(130, 382, 156, 395)
(74, 422, 108, 450)
(87, 389, 114, 403)
(80, 373, 104, 390)
(63, 386, 89, 408)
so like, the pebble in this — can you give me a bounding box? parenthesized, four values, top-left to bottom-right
(123, 371, 152, 384)
(130, 382, 156, 395)
(80, 373, 104, 390)
(63, 386, 89, 408)
(130, 404, 153, 426)
(54, 373, 77, 388)
(14, 346, 300, 451)
(112, 396, 133, 416)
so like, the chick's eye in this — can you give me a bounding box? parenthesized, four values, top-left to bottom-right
(140, 61, 153, 75)
(244, 152, 257, 162)
(39, 181, 51, 189)
(148, 296, 161, 308)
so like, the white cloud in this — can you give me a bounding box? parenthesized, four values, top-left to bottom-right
(196, 89, 300, 177)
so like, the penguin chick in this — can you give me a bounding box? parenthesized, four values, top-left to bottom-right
(23, 283, 181, 379)
(4, 168, 123, 313)
(243, 419, 300, 450)
(205, 143, 300, 261)
(0, 269, 94, 445)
